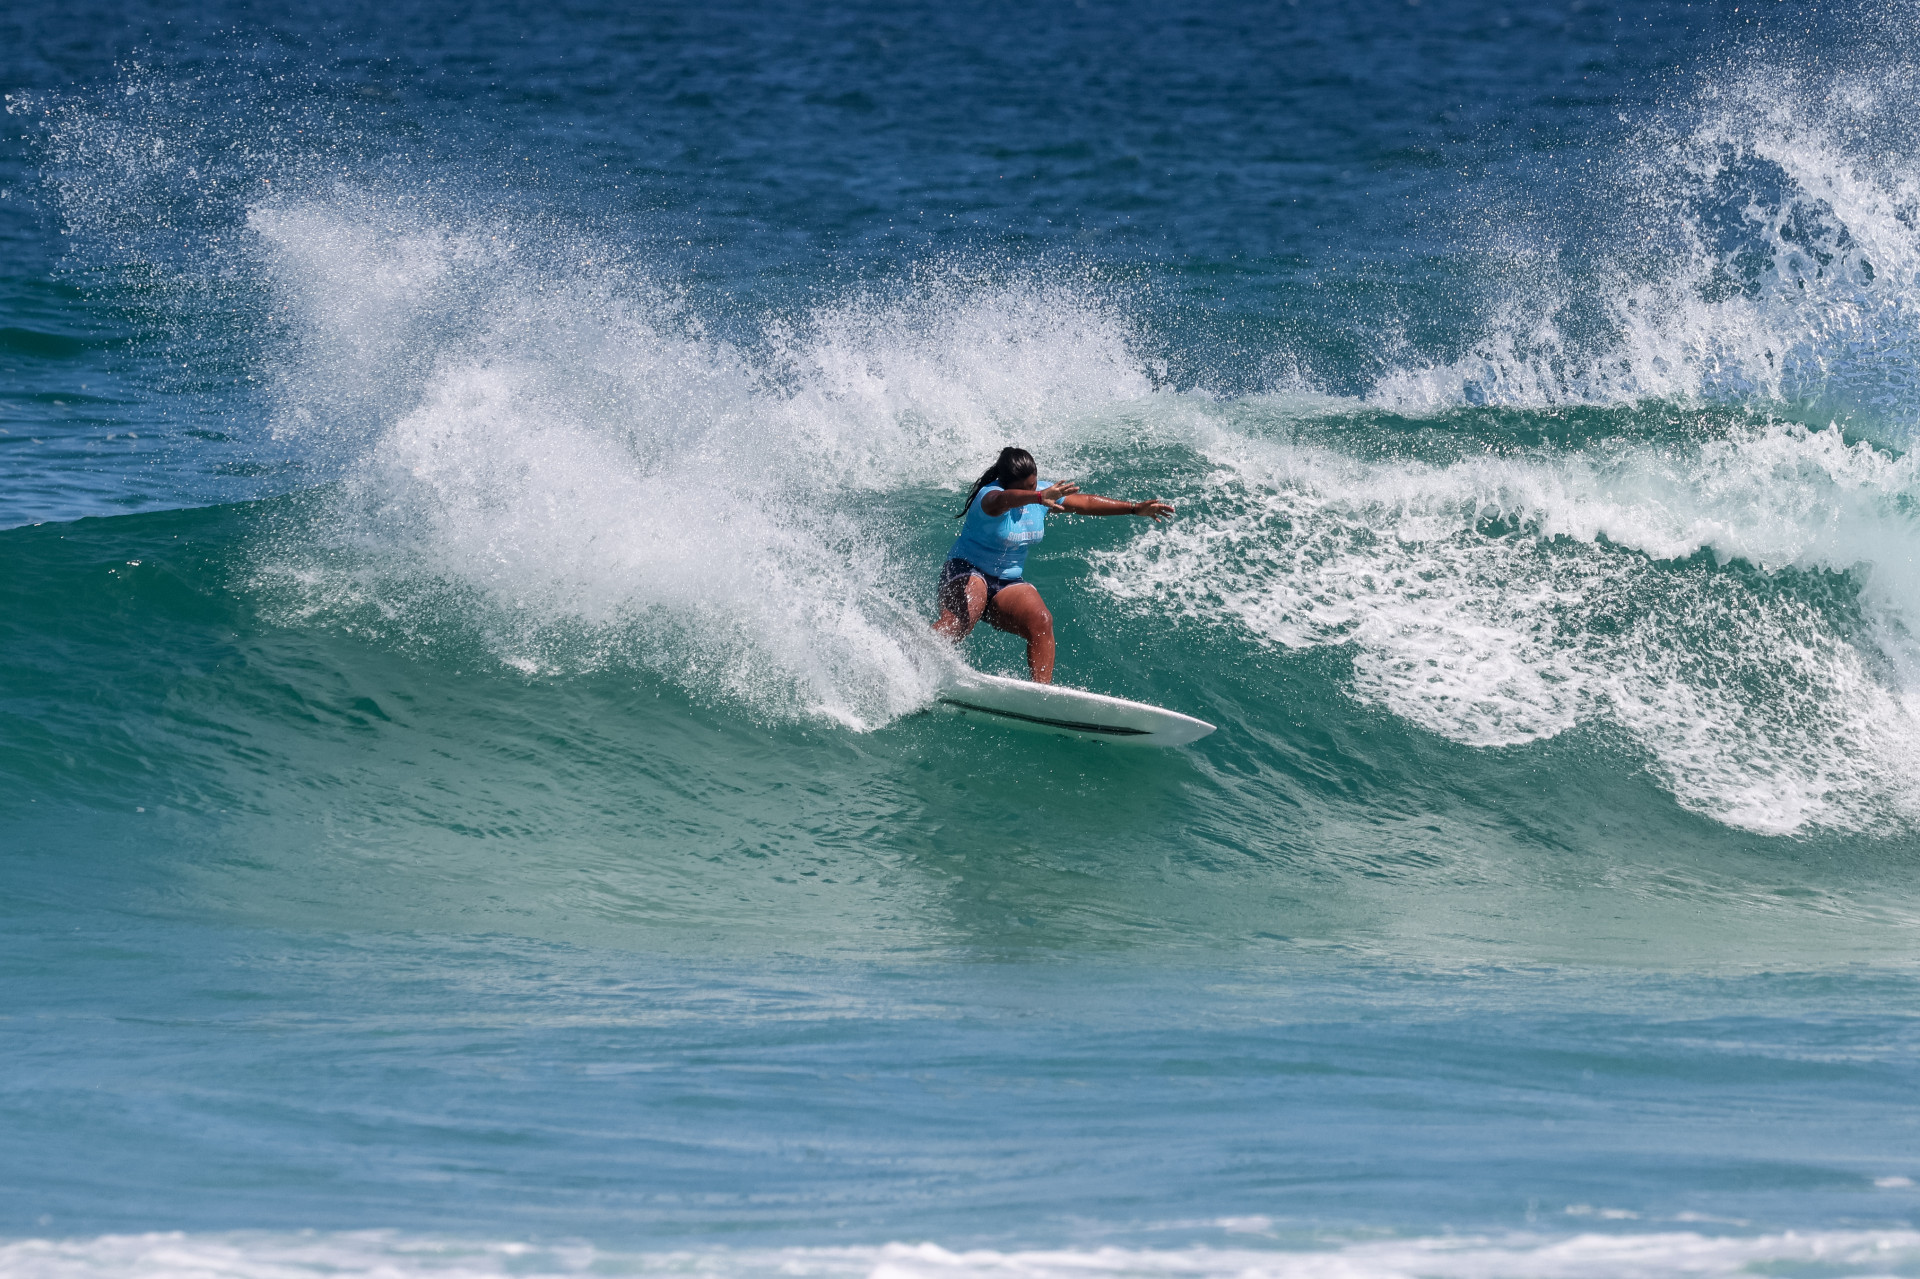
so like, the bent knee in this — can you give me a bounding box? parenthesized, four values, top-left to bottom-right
(1015, 606, 1054, 639)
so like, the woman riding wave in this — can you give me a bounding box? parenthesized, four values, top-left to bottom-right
(932, 446, 1174, 683)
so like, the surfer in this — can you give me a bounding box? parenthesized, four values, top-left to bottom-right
(933, 446, 1175, 683)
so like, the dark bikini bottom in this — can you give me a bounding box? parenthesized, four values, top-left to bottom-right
(937, 557, 1023, 615)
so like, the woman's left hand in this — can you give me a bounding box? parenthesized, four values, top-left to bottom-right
(1133, 499, 1176, 522)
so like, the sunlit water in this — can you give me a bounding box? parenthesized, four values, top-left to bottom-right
(5, 1, 1920, 1274)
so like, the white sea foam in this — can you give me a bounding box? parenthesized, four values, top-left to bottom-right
(8, 1231, 1920, 1279)
(1095, 417, 1920, 835)
(242, 200, 1157, 727)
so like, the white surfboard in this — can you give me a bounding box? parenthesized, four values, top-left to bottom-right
(938, 669, 1217, 746)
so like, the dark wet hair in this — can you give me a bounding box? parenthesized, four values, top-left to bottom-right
(955, 447, 1038, 519)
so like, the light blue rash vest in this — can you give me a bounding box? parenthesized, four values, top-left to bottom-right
(947, 481, 1057, 580)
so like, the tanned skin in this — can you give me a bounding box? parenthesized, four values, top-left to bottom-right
(932, 474, 1175, 683)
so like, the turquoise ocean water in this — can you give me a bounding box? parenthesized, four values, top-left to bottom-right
(6, 2, 1920, 1276)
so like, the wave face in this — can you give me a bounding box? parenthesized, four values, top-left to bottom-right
(8, 0, 1920, 1265)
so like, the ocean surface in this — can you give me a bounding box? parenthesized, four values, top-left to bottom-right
(6, 1, 1920, 1275)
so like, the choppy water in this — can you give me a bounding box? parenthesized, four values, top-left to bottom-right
(6, 1, 1920, 1274)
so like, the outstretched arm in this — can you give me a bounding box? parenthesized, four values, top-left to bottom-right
(1060, 493, 1175, 521)
(982, 482, 1080, 515)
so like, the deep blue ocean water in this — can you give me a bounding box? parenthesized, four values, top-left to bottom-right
(7, 2, 1920, 1277)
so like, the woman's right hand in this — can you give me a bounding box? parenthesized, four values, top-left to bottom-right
(1037, 481, 1080, 510)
